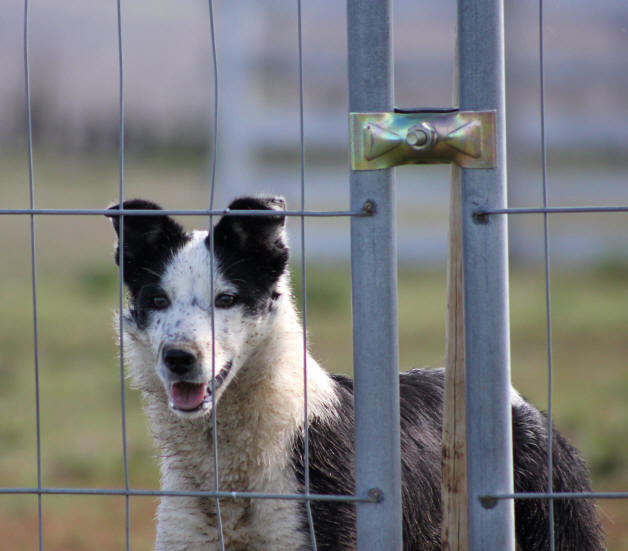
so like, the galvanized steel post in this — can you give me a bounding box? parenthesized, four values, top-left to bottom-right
(347, 1, 403, 550)
(457, 0, 515, 549)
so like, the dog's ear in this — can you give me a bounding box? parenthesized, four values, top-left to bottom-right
(212, 196, 288, 277)
(213, 196, 286, 249)
(106, 199, 188, 290)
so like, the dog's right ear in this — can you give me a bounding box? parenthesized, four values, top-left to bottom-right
(212, 196, 289, 284)
(106, 199, 188, 290)
(212, 196, 287, 259)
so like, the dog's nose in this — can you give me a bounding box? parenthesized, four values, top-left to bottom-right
(162, 347, 197, 375)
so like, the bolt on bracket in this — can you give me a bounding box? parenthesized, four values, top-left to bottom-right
(350, 110, 496, 170)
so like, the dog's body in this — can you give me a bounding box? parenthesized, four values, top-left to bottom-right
(108, 197, 603, 550)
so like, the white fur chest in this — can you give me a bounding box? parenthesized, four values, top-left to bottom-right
(146, 365, 327, 551)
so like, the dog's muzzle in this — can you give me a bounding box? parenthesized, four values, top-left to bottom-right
(161, 346, 233, 413)
(162, 346, 205, 412)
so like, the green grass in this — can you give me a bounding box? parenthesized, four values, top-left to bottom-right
(0, 154, 626, 549)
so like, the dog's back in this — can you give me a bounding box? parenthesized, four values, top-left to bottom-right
(294, 368, 603, 550)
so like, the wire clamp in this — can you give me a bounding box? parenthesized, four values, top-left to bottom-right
(350, 110, 496, 170)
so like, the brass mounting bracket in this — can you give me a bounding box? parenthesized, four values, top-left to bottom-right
(350, 110, 496, 170)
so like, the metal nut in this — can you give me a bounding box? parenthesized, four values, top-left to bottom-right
(405, 123, 436, 151)
(406, 129, 428, 147)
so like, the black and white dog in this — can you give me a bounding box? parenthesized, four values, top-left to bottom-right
(107, 197, 603, 550)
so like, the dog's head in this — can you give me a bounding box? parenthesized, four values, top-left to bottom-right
(107, 196, 288, 418)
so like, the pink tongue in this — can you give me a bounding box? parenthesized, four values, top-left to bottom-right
(171, 382, 207, 411)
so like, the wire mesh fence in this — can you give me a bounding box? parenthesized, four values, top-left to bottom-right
(1, 1, 627, 550)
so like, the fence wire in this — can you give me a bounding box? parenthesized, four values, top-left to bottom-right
(206, 2, 226, 548)
(115, 1, 132, 549)
(22, 1, 44, 549)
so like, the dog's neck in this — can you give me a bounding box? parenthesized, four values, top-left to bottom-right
(144, 291, 337, 493)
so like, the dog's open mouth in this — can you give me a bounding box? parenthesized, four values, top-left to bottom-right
(170, 382, 208, 412)
(169, 361, 233, 413)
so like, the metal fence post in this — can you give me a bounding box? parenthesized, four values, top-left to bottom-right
(347, 1, 403, 550)
(457, 0, 515, 549)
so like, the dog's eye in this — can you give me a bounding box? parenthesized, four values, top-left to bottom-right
(215, 293, 237, 309)
(151, 294, 170, 309)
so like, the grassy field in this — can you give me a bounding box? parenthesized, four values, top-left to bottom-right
(1, 154, 627, 549)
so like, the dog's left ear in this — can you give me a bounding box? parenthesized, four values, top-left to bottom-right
(212, 196, 288, 274)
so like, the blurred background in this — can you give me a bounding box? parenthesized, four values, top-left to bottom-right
(1, 0, 627, 549)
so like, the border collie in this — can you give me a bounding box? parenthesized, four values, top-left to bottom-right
(107, 196, 603, 550)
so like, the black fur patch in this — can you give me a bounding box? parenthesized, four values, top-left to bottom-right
(292, 376, 357, 551)
(211, 197, 288, 314)
(292, 370, 443, 551)
(107, 199, 189, 321)
(512, 405, 604, 550)
(293, 369, 604, 551)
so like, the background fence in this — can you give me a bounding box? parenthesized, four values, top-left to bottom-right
(1, 0, 627, 550)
